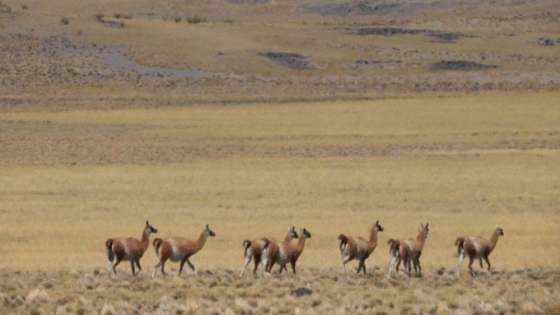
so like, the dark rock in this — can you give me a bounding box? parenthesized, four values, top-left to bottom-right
(291, 287, 312, 297)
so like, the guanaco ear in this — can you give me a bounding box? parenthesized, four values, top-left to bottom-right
(426, 223, 429, 228)
(146, 221, 149, 226)
(206, 224, 209, 229)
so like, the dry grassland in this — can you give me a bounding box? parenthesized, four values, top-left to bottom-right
(1, 92, 559, 314)
(2, 0, 560, 313)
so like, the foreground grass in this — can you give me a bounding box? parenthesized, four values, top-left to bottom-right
(0, 268, 558, 315)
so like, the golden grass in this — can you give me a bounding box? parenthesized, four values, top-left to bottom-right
(1, 92, 559, 273)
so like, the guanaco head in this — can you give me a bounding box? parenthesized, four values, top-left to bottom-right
(205, 224, 216, 237)
(420, 222, 429, 237)
(145, 221, 158, 234)
(374, 220, 384, 232)
(289, 226, 299, 239)
(301, 228, 312, 239)
(496, 226, 504, 236)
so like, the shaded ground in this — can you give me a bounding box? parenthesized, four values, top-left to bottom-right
(304, 0, 547, 16)
(354, 27, 474, 43)
(257, 52, 314, 70)
(430, 60, 497, 71)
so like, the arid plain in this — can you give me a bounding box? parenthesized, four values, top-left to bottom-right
(1, 0, 560, 314)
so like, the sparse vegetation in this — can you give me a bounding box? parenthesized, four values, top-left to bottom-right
(21, 4, 28, 10)
(0, 1, 11, 13)
(174, 15, 182, 23)
(0, 268, 558, 315)
(60, 17, 69, 25)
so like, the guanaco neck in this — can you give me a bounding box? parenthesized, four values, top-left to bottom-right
(192, 230, 209, 254)
(140, 228, 151, 252)
(368, 228, 378, 248)
(284, 231, 295, 242)
(416, 230, 427, 249)
(488, 229, 501, 252)
(295, 235, 308, 255)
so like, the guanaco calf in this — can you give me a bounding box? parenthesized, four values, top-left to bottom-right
(152, 224, 216, 278)
(456, 226, 504, 276)
(339, 221, 384, 274)
(105, 221, 158, 276)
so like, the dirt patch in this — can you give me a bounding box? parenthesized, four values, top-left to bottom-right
(430, 60, 497, 71)
(257, 52, 314, 70)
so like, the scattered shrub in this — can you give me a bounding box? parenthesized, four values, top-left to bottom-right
(174, 16, 182, 23)
(187, 14, 207, 24)
(0, 1, 12, 13)
(223, 18, 234, 24)
(60, 17, 69, 25)
(113, 12, 121, 19)
(95, 13, 104, 21)
(22, 4, 28, 10)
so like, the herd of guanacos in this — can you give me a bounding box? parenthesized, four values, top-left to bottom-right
(105, 221, 504, 278)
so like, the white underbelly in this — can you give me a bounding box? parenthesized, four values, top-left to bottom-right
(354, 246, 366, 259)
(405, 241, 418, 260)
(123, 247, 134, 260)
(472, 240, 484, 258)
(169, 246, 185, 262)
(277, 247, 289, 264)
